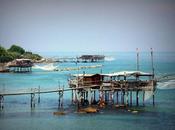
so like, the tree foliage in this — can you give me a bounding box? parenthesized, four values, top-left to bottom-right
(0, 45, 13, 62)
(8, 44, 25, 54)
(22, 51, 42, 60)
(0, 44, 42, 63)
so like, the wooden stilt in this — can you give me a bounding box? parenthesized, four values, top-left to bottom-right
(143, 91, 145, 106)
(111, 90, 114, 105)
(58, 91, 61, 108)
(31, 93, 35, 108)
(136, 90, 139, 106)
(126, 91, 129, 106)
(58, 87, 64, 109)
(122, 91, 125, 105)
(105, 91, 107, 102)
(75, 90, 77, 104)
(88, 88, 92, 105)
(61, 87, 64, 108)
(38, 86, 40, 104)
(130, 91, 132, 106)
(86, 91, 88, 101)
(116, 91, 118, 105)
(0, 95, 4, 110)
(83, 91, 86, 101)
(153, 91, 155, 106)
(93, 90, 96, 102)
(71, 89, 74, 104)
(120, 90, 122, 105)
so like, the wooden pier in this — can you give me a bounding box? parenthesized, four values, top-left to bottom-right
(0, 48, 157, 111)
(68, 71, 156, 108)
(51, 55, 105, 63)
(0, 71, 157, 110)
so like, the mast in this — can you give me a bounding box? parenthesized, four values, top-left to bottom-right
(136, 48, 139, 71)
(150, 48, 154, 79)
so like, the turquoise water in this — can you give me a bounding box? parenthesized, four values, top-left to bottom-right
(0, 52, 175, 130)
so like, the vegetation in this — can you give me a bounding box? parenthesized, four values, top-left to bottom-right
(0, 44, 42, 63)
(8, 45, 25, 54)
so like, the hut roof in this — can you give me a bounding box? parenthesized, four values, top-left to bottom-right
(79, 55, 105, 59)
(72, 71, 152, 78)
(7, 58, 33, 67)
(102, 71, 153, 77)
(72, 73, 101, 77)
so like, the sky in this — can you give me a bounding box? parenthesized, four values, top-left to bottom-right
(0, 0, 175, 52)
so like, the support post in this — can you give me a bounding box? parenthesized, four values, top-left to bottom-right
(30, 93, 35, 108)
(126, 91, 129, 106)
(153, 91, 155, 106)
(150, 48, 154, 79)
(120, 90, 122, 105)
(105, 91, 107, 102)
(58, 86, 64, 109)
(75, 89, 78, 104)
(0, 95, 4, 110)
(38, 86, 40, 104)
(71, 89, 74, 104)
(93, 90, 96, 103)
(109, 90, 114, 105)
(58, 91, 61, 107)
(61, 86, 64, 108)
(136, 90, 139, 106)
(143, 91, 145, 106)
(136, 48, 139, 71)
(122, 91, 125, 105)
(86, 91, 88, 101)
(130, 91, 132, 106)
(116, 91, 118, 105)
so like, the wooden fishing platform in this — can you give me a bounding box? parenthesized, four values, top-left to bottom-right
(0, 48, 157, 111)
(0, 71, 157, 110)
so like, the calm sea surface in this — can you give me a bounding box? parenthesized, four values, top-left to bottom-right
(0, 52, 175, 130)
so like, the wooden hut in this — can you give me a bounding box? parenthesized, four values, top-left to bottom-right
(69, 71, 156, 106)
(69, 74, 102, 88)
(7, 59, 33, 73)
(77, 55, 105, 62)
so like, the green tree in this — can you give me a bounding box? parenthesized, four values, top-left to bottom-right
(23, 52, 42, 60)
(0, 45, 6, 56)
(0, 44, 42, 63)
(0, 45, 13, 62)
(8, 44, 25, 54)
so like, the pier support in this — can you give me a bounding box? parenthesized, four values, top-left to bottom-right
(93, 90, 96, 104)
(126, 90, 129, 106)
(122, 91, 125, 105)
(58, 87, 64, 109)
(130, 91, 132, 106)
(104, 91, 107, 103)
(0, 95, 4, 110)
(88, 88, 92, 105)
(30, 93, 36, 108)
(71, 89, 74, 104)
(38, 86, 40, 104)
(153, 91, 155, 106)
(116, 91, 119, 105)
(136, 90, 139, 106)
(75, 90, 78, 104)
(143, 91, 145, 106)
(109, 90, 114, 105)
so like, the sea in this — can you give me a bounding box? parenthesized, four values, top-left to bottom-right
(0, 52, 175, 130)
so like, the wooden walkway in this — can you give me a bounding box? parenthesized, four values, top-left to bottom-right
(0, 87, 71, 96)
(0, 86, 76, 109)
